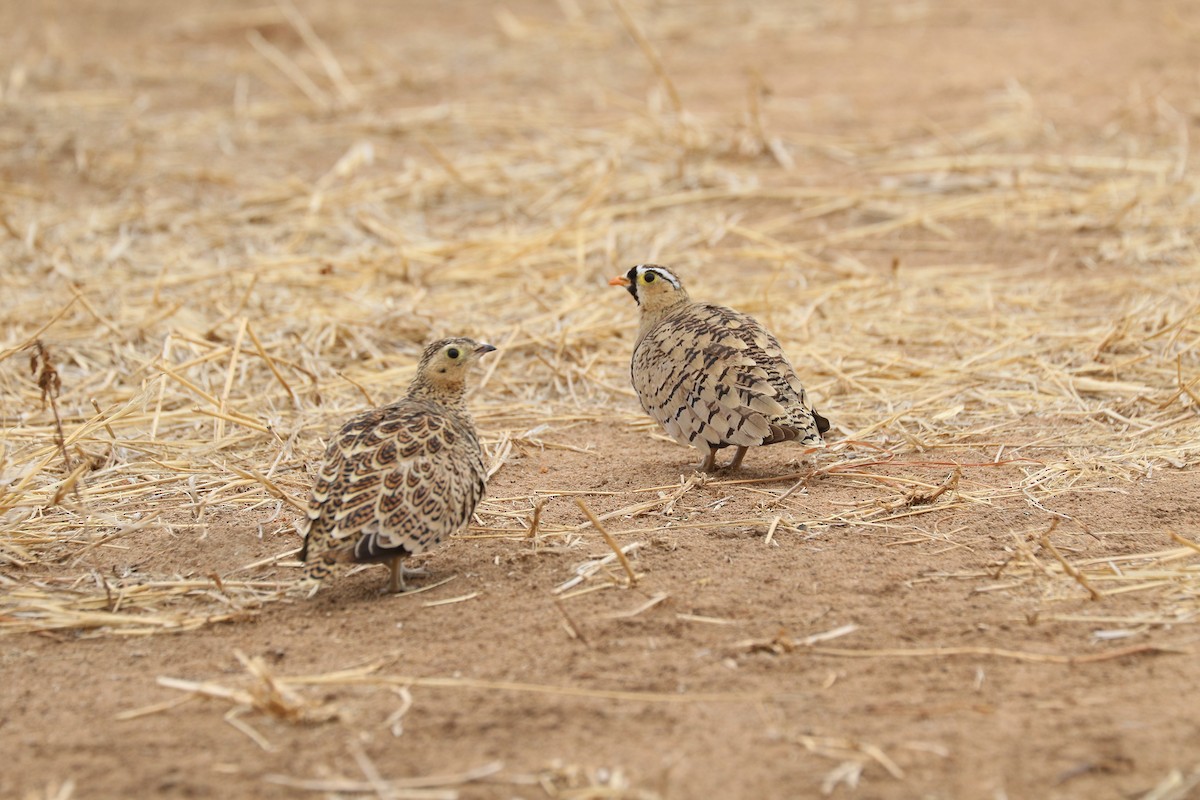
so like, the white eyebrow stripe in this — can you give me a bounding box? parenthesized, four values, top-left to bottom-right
(636, 264, 680, 289)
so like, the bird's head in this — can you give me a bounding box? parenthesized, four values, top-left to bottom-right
(608, 264, 689, 312)
(411, 337, 497, 397)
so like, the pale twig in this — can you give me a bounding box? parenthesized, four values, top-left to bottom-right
(574, 497, 638, 587)
(276, 0, 360, 106)
(609, 0, 683, 114)
(1041, 530, 1104, 601)
(246, 29, 331, 110)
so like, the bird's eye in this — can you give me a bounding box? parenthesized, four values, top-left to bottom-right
(643, 272, 656, 283)
(447, 347, 460, 359)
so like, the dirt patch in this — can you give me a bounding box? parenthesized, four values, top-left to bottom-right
(3, 1, 1200, 798)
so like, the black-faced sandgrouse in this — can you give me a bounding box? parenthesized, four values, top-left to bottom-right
(610, 264, 828, 472)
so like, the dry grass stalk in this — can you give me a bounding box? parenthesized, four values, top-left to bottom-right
(153, 648, 338, 727)
(421, 591, 479, 608)
(145, 656, 776, 721)
(948, 529, 1200, 627)
(1138, 765, 1200, 800)
(262, 759, 503, 798)
(525, 498, 547, 541)
(28, 342, 71, 478)
(0, 577, 285, 637)
(609, 0, 683, 115)
(574, 497, 639, 587)
(553, 597, 590, 643)
(806, 642, 1182, 665)
(730, 623, 859, 655)
(1040, 526, 1104, 601)
(790, 733, 905, 788)
(603, 592, 668, 619)
(275, 0, 360, 107)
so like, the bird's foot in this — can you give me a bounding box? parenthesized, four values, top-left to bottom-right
(721, 446, 749, 472)
(384, 560, 430, 594)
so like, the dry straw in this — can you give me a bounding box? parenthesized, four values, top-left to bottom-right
(2, 0, 1199, 646)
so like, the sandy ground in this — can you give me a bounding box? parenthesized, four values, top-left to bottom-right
(3, 1, 1200, 798)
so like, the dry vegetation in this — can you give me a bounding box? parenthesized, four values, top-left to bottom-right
(2, 1, 1200, 798)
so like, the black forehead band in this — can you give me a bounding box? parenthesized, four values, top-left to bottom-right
(625, 265, 640, 302)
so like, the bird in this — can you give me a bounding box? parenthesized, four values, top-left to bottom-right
(299, 337, 496, 594)
(609, 264, 829, 472)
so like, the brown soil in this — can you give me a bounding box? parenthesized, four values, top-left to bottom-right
(3, 1, 1200, 799)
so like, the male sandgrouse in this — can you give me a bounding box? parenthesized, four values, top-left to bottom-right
(300, 338, 496, 593)
(610, 264, 829, 472)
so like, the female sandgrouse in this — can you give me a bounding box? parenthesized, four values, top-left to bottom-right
(610, 264, 829, 472)
(300, 338, 496, 593)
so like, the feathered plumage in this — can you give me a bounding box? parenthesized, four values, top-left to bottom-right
(611, 264, 829, 472)
(300, 337, 495, 593)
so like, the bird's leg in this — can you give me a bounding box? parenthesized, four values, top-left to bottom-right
(697, 445, 717, 473)
(387, 557, 405, 593)
(724, 446, 749, 472)
(385, 559, 429, 593)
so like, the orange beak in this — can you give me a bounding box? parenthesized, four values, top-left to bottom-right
(608, 275, 631, 287)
